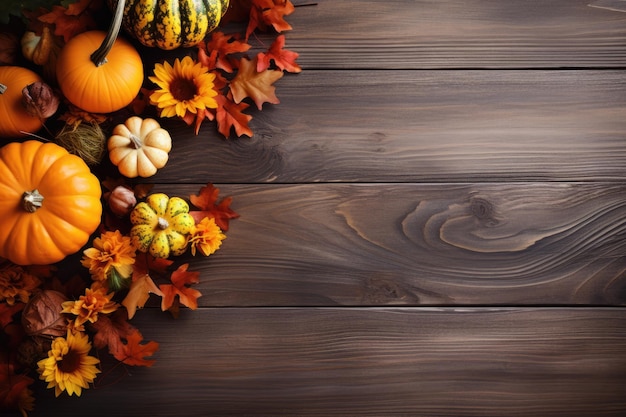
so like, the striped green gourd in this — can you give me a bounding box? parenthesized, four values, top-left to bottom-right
(109, 0, 229, 50)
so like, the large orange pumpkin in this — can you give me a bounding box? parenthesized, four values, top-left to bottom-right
(0, 66, 44, 138)
(0, 140, 103, 265)
(56, 0, 143, 114)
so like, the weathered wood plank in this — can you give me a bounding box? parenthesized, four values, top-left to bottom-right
(286, 0, 626, 69)
(31, 307, 626, 417)
(141, 70, 626, 184)
(147, 182, 626, 306)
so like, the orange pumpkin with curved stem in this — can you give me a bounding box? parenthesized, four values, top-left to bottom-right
(0, 140, 103, 265)
(0, 66, 44, 138)
(56, 0, 143, 114)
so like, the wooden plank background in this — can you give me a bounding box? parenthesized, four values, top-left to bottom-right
(31, 0, 626, 415)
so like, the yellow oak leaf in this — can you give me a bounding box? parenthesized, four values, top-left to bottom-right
(229, 56, 283, 110)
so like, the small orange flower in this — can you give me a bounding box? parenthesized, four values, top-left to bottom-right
(0, 262, 41, 305)
(81, 230, 136, 286)
(188, 217, 226, 256)
(62, 286, 118, 327)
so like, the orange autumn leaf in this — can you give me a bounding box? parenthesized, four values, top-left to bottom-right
(215, 93, 253, 138)
(38, 0, 98, 42)
(189, 183, 240, 231)
(122, 273, 163, 319)
(229, 56, 283, 110)
(246, 0, 294, 39)
(257, 34, 301, 73)
(112, 329, 159, 367)
(0, 364, 34, 415)
(202, 32, 251, 73)
(159, 264, 202, 311)
(261, 0, 294, 32)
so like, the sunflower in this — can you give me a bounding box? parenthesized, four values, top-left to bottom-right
(149, 56, 218, 119)
(37, 330, 101, 397)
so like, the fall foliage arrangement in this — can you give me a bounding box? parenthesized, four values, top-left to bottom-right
(0, 0, 301, 415)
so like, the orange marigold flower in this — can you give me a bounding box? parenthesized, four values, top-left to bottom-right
(188, 217, 226, 256)
(149, 56, 218, 119)
(0, 262, 41, 305)
(62, 286, 118, 327)
(81, 230, 136, 286)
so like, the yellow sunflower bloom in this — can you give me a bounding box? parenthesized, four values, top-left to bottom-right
(62, 286, 118, 327)
(37, 330, 101, 397)
(149, 56, 218, 119)
(81, 230, 136, 287)
(188, 217, 226, 256)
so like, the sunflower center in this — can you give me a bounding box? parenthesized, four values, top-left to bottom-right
(58, 348, 82, 373)
(170, 77, 197, 101)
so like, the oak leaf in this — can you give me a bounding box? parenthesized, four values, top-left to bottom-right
(189, 183, 240, 231)
(215, 93, 253, 138)
(257, 34, 301, 73)
(122, 273, 164, 319)
(159, 264, 202, 312)
(229, 56, 283, 110)
(112, 329, 159, 367)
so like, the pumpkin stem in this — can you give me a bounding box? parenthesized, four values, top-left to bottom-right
(129, 133, 143, 149)
(0, 83, 7, 94)
(90, 0, 126, 67)
(157, 217, 169, 230)
(22, 189, 44, 213)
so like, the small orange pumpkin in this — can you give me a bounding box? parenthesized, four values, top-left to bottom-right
(56, 0, 143, 113)
(0, 66, 44, 138)
(0, 140, 103, 265)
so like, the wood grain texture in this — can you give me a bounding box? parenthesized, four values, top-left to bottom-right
(142, 70, 626, 184)
(147, 182, 626, 306)
(31, 307, 626, 417)
(288, 0, 626, 69)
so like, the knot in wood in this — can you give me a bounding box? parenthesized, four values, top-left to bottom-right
(470, 197, 496, 221)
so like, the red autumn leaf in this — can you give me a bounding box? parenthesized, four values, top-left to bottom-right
(215, 93, 253, 139)
(38, 1, 98, 42)
(220, 0, 253, 24)
(0, 364, 34, 415)
(257, 34, 301, 73)
(91, 309, 136, 352)
(112, 329, 159, 367)
(189, 183, 240, 231)
(204, 32, 251, 73)
(159, 264, 202, 311)
(197, 45, 219, 71)
(0, 303, 24, 328)
(261, 0, 295, 32)
(246, 0, 294, 38)
(230, 56, 283, 110)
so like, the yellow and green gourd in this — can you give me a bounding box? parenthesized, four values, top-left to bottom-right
(109, 0, 230, 50)
(130, 193, 194, 258)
